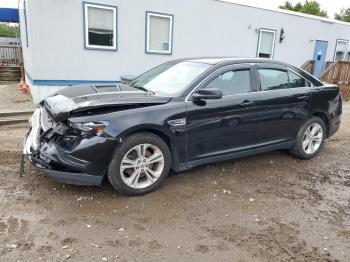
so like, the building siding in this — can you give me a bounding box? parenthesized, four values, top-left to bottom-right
(19, 0, 350, 103)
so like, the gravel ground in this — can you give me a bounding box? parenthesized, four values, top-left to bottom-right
(0, 104, 349, 261)
(0, 83, 35, 112)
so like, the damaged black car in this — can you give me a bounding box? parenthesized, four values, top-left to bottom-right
(22, 58, 342, 195)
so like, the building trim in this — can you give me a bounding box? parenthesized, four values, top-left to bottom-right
(145, 11, 174, 55)
(26, 72, 120, 86)
(23, 0, 29, 47)
(82, 1, 118, 51)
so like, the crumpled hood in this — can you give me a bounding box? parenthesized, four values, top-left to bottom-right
(42, 84, 171, 122)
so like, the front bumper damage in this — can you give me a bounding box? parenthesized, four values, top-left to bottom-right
(22, 108, 117, 186)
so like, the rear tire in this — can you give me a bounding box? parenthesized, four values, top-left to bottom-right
(289, 117, 326, 160)
(108, 132, 171, 196)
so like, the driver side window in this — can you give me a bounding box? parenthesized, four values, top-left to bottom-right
(204, 70, 251, 96)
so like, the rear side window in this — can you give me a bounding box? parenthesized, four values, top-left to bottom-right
(288, 70, 310, 88)
(258, 68, 311, 90)
(258, 69, 289, 91)
(205, 70, 251, 96)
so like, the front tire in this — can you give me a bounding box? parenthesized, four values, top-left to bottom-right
(108, 132, 171, 196)
(289, 117, 326, 160)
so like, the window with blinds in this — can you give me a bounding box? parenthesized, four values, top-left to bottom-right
(334, 40, 348, 62)
(257, 29, 276, 59)
(84, 3, 117, 50)
(146, 12, 173, 54)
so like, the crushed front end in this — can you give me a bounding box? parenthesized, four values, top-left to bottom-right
(22, 107, 117, 186)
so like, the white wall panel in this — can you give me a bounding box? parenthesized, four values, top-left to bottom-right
(19, 0, 350, 99)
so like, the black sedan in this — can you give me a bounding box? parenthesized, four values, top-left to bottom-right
(22, 58, 342, 195)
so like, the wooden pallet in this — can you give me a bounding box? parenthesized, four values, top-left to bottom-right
(0, 65, 21, 81)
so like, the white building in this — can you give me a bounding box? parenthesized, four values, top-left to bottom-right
(18, 0, 350, 103)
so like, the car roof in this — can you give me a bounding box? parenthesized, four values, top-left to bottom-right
(174, 57, 323, 86)
(180, 57, 292, 67)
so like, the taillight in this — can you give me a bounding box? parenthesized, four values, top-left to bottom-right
(339, 90, 344, 99)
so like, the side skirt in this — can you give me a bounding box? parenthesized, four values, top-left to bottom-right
(185, 141, 295, 171)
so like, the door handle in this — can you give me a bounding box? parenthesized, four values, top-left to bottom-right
(297, 96, 309, 101)
(240, 100, 255, 107)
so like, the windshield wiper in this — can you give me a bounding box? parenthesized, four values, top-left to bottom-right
(130, 84, 155, 95)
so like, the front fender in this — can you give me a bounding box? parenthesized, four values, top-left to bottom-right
(69, 101, 188, 171)
(117, 123, 186, 172)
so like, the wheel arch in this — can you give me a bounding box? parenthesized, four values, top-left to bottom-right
(118, 124, 181, 171)
(310, 111, 330, 137)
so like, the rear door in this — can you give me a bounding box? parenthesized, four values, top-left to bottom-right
(186, 65, 260, 163)
(255, 65, 312, 144)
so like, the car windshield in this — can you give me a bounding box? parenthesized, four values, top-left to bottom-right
(131, 61, 211, 96)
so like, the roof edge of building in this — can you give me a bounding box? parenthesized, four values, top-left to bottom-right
(215, 0, 350, 27)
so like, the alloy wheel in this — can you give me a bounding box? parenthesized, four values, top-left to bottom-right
(302, 123, 323, 155)
(120, 144, 165, 189)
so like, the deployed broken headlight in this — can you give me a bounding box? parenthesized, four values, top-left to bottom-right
(69, 121, 109, 133)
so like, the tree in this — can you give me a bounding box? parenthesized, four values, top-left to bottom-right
(279, 1, 302, 12)
(335, 8, 350, 23)
(279, 1, 328, 18)
(0, 23, 18, 38)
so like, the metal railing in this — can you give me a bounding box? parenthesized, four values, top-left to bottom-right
(0, 45, 22, 65)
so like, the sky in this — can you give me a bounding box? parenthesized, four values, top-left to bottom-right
(0, 0, 349, 18)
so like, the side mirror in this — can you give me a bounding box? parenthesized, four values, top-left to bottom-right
(121, 75, 137, 84)
(192, 88, 223, 101)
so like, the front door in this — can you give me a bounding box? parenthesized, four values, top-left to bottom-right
(313, 40, 328, 77)
(186, 65, 259, 164)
